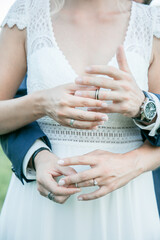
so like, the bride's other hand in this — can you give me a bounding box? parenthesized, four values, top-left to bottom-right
(57, 149, 144, 201)
(75, 46, 145, 118)
(34, 150, 81, 204)
(40, 83, 108, 130)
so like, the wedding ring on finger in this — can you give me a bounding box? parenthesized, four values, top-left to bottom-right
(95, 89, 100, 100)
(75, 183, 78, 188)
(48, 192, 55, 202)
(70, 119, 75, 127)
(93, 179, 98, 186)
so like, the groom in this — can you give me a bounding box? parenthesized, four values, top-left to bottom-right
(0, 0, 160, 210)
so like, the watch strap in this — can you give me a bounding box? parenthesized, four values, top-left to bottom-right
(32, 147, 50, 171)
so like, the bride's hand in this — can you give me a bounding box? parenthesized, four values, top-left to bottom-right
(75, 46, 145, 118)
(57, 149, 144, 201)
(34, 150, 81, 204)
(40, 83, 108, 130)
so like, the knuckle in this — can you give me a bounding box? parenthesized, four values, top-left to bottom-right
(122, 94, 130, 102)
(37, 186, 41, 193)
(57, 110, 65, 118)
(94, 193, 100, 199)
(77, 112, 86, 120)
(95, 101, 102, 107)
(83, 77, 90, 84)
(56, 198, 66, 204)
(101, 91, 107, 99)
(80, 172, 88, 181)
(60, 99, 68, 107)
(53, 188, 59, 195)
(37, 187, 45, 197)
(93, 114, 99, 121)
(82, 100, 90, 107)
(108, 183, 115, 192)
(100, 79, 106, 87)
(121, 104, 128, 113)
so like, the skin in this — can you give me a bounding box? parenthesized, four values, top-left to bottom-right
(0, 0, 159, 204)
(36, 0, 160, 204)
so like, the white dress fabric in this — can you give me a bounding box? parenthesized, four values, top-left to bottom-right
(0, 1, 160, 239)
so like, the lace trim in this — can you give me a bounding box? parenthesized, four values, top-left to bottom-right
(27, 1, 155, 66)
(38, 121, 142, 144)
(1, 0, 27, 30)
(152, 6, 160, 38)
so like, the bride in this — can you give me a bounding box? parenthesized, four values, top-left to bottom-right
(0, 0, 160, 239)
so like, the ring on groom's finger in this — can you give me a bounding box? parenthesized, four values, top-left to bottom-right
(48, 192, 55, 202)
(75, 183, 78, 188)
(95, 89, 100, 100)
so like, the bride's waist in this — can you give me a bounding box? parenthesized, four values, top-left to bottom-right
(39, 123, 143, 145)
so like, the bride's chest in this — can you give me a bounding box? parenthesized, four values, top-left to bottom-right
(27, 47, 148, 95)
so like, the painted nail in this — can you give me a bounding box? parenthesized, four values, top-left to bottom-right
(85, 67, 92, 72)
(76, 77, 82, 83)
(58, 160, 65, 165)
(78, 197, 83, 201)
(75, 91, 82, 96)
(102, 103, 108, 108)
(58, 179, 65, 186)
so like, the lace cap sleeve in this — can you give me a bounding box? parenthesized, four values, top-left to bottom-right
(1, 0, 27, 30)
(152, 6, 160, 38)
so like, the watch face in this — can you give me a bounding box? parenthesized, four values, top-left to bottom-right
(145, 101, 156, 120)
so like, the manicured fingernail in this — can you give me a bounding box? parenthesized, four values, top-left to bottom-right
(101, 116, 108, 121)
(85, 67, 92, 72)
(75, 91, 82, 96)
(78, 197, 83, 201)
(58, 160, 65, 165)
(76, 77, 82, 83)
(102, 103, 108, 108)
(58, 179, 65, 186)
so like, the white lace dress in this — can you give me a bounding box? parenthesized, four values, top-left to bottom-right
(0, 1, 160, 240)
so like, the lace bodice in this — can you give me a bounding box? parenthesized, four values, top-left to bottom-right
(1, 0, 160, 146)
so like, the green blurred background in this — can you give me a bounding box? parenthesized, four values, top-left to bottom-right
(0, 147, 12, 211)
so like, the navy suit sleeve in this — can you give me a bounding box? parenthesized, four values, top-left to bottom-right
(0, 76, 51, 183)
(141, 93, 160, 147)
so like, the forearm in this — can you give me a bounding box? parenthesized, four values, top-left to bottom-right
(0, 91, 46, 134)
(129, 141, 160, 173)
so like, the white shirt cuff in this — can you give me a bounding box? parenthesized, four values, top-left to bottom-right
(134, 93, 160, 137)
(23, 139, 51, 180)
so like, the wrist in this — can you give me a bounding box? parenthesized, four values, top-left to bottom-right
(133, 91, 157, 123)
(32, 148, 50, 171)
(31, 91, 48, 118)
(134, 91, 145, 118)
(124, 149, 145, 175)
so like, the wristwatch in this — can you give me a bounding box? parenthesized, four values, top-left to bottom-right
(134, 91, 157, 123)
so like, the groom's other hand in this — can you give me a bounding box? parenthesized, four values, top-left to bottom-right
(33, 150, 80, 204)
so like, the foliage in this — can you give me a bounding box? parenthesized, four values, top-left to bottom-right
(0, 148, 11, 211)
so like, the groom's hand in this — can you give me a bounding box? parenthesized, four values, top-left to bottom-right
(34, 150, 80, 204)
